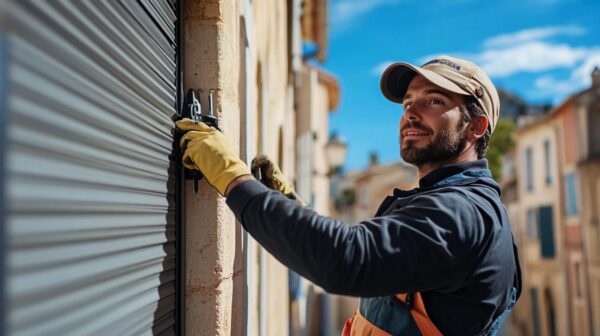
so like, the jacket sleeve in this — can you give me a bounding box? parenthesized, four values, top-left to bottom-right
(226, 180, 484, 297)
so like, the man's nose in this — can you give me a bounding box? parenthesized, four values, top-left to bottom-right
(403, 103, 421, 121)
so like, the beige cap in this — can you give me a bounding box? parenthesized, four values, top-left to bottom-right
(380, 55, 501, 133)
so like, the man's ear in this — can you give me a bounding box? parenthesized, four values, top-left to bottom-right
(470, 115, 489, 140)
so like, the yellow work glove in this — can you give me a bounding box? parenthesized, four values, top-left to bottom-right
(251, 154, 295, 196)
(176, 118, 250, 196)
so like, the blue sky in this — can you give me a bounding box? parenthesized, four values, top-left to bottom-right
(324, 0, 600, 171)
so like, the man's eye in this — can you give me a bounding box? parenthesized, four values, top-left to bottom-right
(429, 98, 444, 105)
(403, 102, 412, 109)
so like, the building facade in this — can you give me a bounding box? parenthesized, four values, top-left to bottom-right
(508, 69, 600, 336)
(514, 112, 567, 336)
(574, 68, 600, 336)
(333, 154, 418, 224)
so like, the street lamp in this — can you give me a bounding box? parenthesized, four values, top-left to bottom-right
(325, 132, 347, 175)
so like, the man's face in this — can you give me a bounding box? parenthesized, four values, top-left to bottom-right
(399, 75, 469, 166)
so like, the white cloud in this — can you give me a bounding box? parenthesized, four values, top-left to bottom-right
(533, 76, 577, 103)
(570, 50, 600, 84)
(411, 25, 590, 78)
(534, 49, 600, 99)
(484, 25, 584, 48)
(371, 24, 600, 103)
(371, 61, 395, 75)
(415, 41, 588, 78)
(474, 41, 588, 77)
(331, 0, 398, 30)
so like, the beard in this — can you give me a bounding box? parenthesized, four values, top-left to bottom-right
(400, 121, 468, 166)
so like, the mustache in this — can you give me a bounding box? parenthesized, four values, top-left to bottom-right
(400, 120, 432, 134)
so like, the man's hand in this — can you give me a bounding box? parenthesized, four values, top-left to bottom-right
(176, 118, 250, 196)
(251, 154, 295, 196)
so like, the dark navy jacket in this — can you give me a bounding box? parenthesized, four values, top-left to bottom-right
(227, 160, 521, 335)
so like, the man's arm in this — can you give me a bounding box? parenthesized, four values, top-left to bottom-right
(227, 179, 481, 297)
(225, 175, 253, 196)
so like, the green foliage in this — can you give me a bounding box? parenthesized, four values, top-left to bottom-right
(487, 119, 516, 180)
(335, 188, 356, 210)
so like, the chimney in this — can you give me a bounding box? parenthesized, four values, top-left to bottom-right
(369, 151, 378, 167)
(593, 66, 600, 88)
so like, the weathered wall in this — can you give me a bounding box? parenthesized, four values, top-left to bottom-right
(313, 73, 332, 215)
(296, 67, 340, 215)
(515, 121, 569, 336)
(253, 1, 293, 335)
(184, 0, 293, 335)
(184, 0, 244, 335)
(579, 163, 600, 336)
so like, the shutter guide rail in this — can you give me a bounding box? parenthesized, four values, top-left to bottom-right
(1, 33, 10, 336)
(175, 0, 186, 334)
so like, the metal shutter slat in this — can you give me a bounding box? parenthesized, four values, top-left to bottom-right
(95, 2, 176, 89)
(14, 1, 174, 116)
(139, 0, 176, 41)
(9, 7, 174, 125)
(120, 1, 176, 58)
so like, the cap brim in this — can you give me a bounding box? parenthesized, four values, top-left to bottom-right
(380, 62, 471, 103)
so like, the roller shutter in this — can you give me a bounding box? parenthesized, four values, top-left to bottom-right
(2, 0, 181, 335)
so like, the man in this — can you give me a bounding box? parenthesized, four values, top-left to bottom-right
(176, 56, 521, 335)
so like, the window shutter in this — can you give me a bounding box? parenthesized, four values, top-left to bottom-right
(539, 206, 555, 258)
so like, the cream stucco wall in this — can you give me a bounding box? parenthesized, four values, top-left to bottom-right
(183, 1, 244, 335)
(579, 163, 600, 335)
(314, 73, 333, 215)
(296, 67, 335, 215)
(184, 0, 291, 335)
(515, 120, 569, 336)
(252, 2, 295, 335)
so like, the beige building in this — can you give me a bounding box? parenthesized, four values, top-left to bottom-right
(513, 112, 567, 336)
(574, 68, 600, 336)
(509, 69, 600, 336)
(498, 151, 527, 336)
(334, 154, 418, 224)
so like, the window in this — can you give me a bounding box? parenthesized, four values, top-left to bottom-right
(544, 140, 552, 185)
(526, 208, 538, 239)
(575, 262, 582, 298)
(525, 147, 534, 191)
(539, 206, 556, 258)
(565, 172, 579, 217)
(545, 289, 558, 336)
(531, 288, 541, 336)
(359, 187, 368, 209)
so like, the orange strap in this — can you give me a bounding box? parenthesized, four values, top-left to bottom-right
(342, 310, 393, 336)
(396, 293, 443, 336)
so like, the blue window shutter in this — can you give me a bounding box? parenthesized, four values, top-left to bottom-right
(539, 206, 555, 258)
(565, 173, 579, 216)
(544, 140, 552, 185)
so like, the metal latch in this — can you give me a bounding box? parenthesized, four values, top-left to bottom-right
(178, 89, 221, 193)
